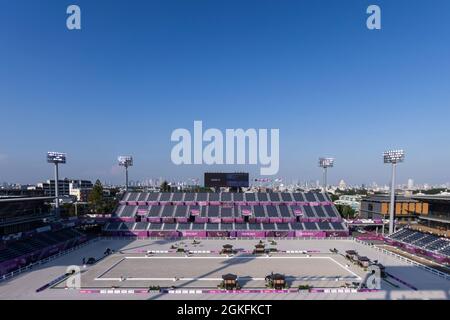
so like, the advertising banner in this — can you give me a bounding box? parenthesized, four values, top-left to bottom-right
(132, 231, 148, 237)
(235, 231, 266, 237)
(148, 231, 179, 237)
(207, 231, 229, 238)
(265, 231, 294, 238)
(182, 231, 207, 238)
(295, 231, 326, 238)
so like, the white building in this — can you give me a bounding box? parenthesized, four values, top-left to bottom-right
(334, 195, 362, 213)
(37, 179, 70, 197)
(38, 179, 93, 201)
(69, 180, 93, 202)
(407, 178, 414, 190)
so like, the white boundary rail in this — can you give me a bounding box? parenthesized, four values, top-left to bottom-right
(3, 236, 447, 284)
(99, 236, 353, 241)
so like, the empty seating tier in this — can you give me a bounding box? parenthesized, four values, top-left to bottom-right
(0, 229, 85, 264)
(389, 228, 450, 258)
(120, 191, 336, 204)
(107, 192, 349, 238)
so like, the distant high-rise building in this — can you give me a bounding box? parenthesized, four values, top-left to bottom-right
(69, 180, 93, 202)
(37, 179, 92, 200)
(338, 179, 347, 190)
(407, 178, 414, 190)
(37, 179, 70, 197)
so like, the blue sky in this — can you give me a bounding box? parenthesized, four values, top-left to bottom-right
(0, 0, 450, 186)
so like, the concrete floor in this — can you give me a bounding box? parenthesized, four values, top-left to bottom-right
(0, 238, 449, 300)
(73, 253, 360, 289)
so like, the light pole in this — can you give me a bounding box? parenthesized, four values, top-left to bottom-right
(383, 149, 405, 235)
(118, 156, 133, 191)
(47, 152, 66, 216)
(319, 157, 334, 192)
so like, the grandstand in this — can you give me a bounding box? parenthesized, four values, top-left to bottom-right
(0, 196, 88, 277)
(0, 197, 54, 235)
(412, 194, 450, 236)
(388, 227, 450, 260)
(0, 228, 87, 275)
(103, 192, 348, 238)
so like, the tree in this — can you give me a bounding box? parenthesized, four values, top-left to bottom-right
(414, 188, 447, 195)
(60, 203, 76, 218)
(160, 181, 171, 192)
(336, 204, 357, 219)
(88, 179, 104, 213)
(329, 194, 339, 202)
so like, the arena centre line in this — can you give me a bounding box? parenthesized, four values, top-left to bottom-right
(95, 257, 127, 279)
(327, 256, 362, 280)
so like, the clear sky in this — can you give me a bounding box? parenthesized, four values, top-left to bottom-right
(1, 0, 450, 186)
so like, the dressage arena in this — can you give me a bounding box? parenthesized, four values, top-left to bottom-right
(63, 252, 362, 289)
(1, 238, 449, 300)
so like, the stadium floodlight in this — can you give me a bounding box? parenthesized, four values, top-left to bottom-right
(46, 152, 67, 215)
(47, 152, 66, 164)
(319, 157, 334, 192)
(383, 149, 405, 164)
(383, 149, 405, 235)
(118, 156, 133, 191)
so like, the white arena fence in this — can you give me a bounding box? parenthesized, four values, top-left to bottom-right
(99, 236, 353, 241)
(2, 236, 448, 283)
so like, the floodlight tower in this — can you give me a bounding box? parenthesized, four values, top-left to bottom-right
(47, 152, 66, 216)
(118, 156, 133, 191)
(383, 149, 405, 235)
(319, 157, 334, 192)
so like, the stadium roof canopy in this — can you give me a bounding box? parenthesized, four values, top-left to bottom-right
(412, 194, 450, 202)
(0, 196, 54, 203)
(362, 195, 419, 203)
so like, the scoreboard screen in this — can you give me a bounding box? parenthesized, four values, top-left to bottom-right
(204, 173, 249, 188)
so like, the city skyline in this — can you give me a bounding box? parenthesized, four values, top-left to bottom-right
(1, 1, 450, 184)
(2, 174, 450, 191)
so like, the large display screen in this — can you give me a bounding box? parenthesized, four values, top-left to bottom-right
(204, 173, 249, 188)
